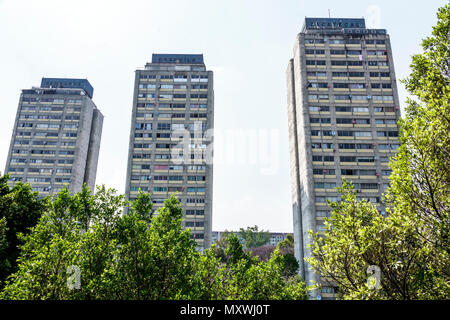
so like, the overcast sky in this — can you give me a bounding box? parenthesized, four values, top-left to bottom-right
(0, 0, 446, 233)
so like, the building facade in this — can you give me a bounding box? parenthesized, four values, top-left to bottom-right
(125, 54, 214, 250)
(287, 18, 401, 298)
(4, 78, 103, 196)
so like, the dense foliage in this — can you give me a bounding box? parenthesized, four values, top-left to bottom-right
(238, 225, 271, 249)
(0, 174, 48, 288)
(0, 184, 306, 300)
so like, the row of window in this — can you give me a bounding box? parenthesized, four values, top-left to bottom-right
(9, 158, 73, 164)
(308, 94, 394, 101)
(307, 49, 387, 55)
(138, 93, 208, 99)
(135, 122, 208, 131)
(306, 54, 387, 65)
(313, 156, 390, 163)
(137, 103, 207, 109)
(311, 118, 395, 124)
(22, 98, 82, 104)
(15, 132, 78, 138)
(309, 106, 397, 113)
(309, 83, 391, 89)
(8, 168, 72, 174)
(17, 123, 79, 129)
(133, 153, 207, 162)
(139, 84, 208, 90)
(133, 142, 207, 149)
(311, 130, 398, 137)
(139, 74, 208, 81)
(311, 143, 400, 150)
(185, 209, 205, 215)
(185, 221, 204, 228)
(305, 39, 385, 45)
(307, 71, 390, 78)
(135, 113, 208, 119)
(308, 60, 388, 68)
(10, 150, 75, 161)
(14, 140, 76, 146)
(152, 187, 206, 193)
(10, 177, 72, 183)
(130, 164, 206, 174)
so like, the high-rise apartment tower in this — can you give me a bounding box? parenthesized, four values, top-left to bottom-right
(4, 78, 103, 196)
(125, 54, 214, 250)
(287, 18, 401, 299)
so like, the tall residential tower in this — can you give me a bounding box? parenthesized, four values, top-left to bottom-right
(125, 54, 214, 250)
(4, 78, 104, 196)
(287, 18, 401, 298)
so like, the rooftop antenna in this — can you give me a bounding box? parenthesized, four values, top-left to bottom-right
(328, 9, 331, 18)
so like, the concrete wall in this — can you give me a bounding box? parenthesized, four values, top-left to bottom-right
(84, 107, 104, 192)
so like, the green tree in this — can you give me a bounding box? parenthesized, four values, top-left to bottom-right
(0, 174, 48, 288)
(0, 218, 8, 279)
(308, 181, 429, 299)
(1, 186, 307, 300)
(307, 4, 450, 300)
(221, 233, 306, 300)
(276, 234, 299, 278)
(389, 3, 450, 296)
(239, 225, 271, 249)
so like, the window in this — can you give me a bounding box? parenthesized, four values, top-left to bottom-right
(339, 143, 356, 149)
(348, 72, 364, 78)
(354, 131, 372, 137)
(353, 107, 369, 113)
(136, 123, 152, 130)
(338, 131, 353, 137)
(360, 170, 376, 176)
(333, 83, 349, 88)
(347, 61, 363, 66)
(352, 95, 368, 101)
(361, 183, 379, 190)
(308, 82, 329, 88)
(331, 60, 347, 66)
(309, 106, 330, 112)
(357, 144, 373, 150)
(157, 123, 171, 130)
(336, 106, 351, 112)
(156, 133, 171, 139)
(329, 39, 345, 44)
(349, 83, 365, 89)
(332, 72, 348, 77)
(342, 169, 357, 176)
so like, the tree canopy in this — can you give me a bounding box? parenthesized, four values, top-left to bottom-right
(0, 183, 306, 300)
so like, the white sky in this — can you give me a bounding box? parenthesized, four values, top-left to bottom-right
(0, 0, 446, 233)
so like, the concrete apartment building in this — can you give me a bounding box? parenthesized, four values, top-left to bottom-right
(4, 78, 104, 196)
(287, 18, 401, 299)
(125, 54, 214, 250)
